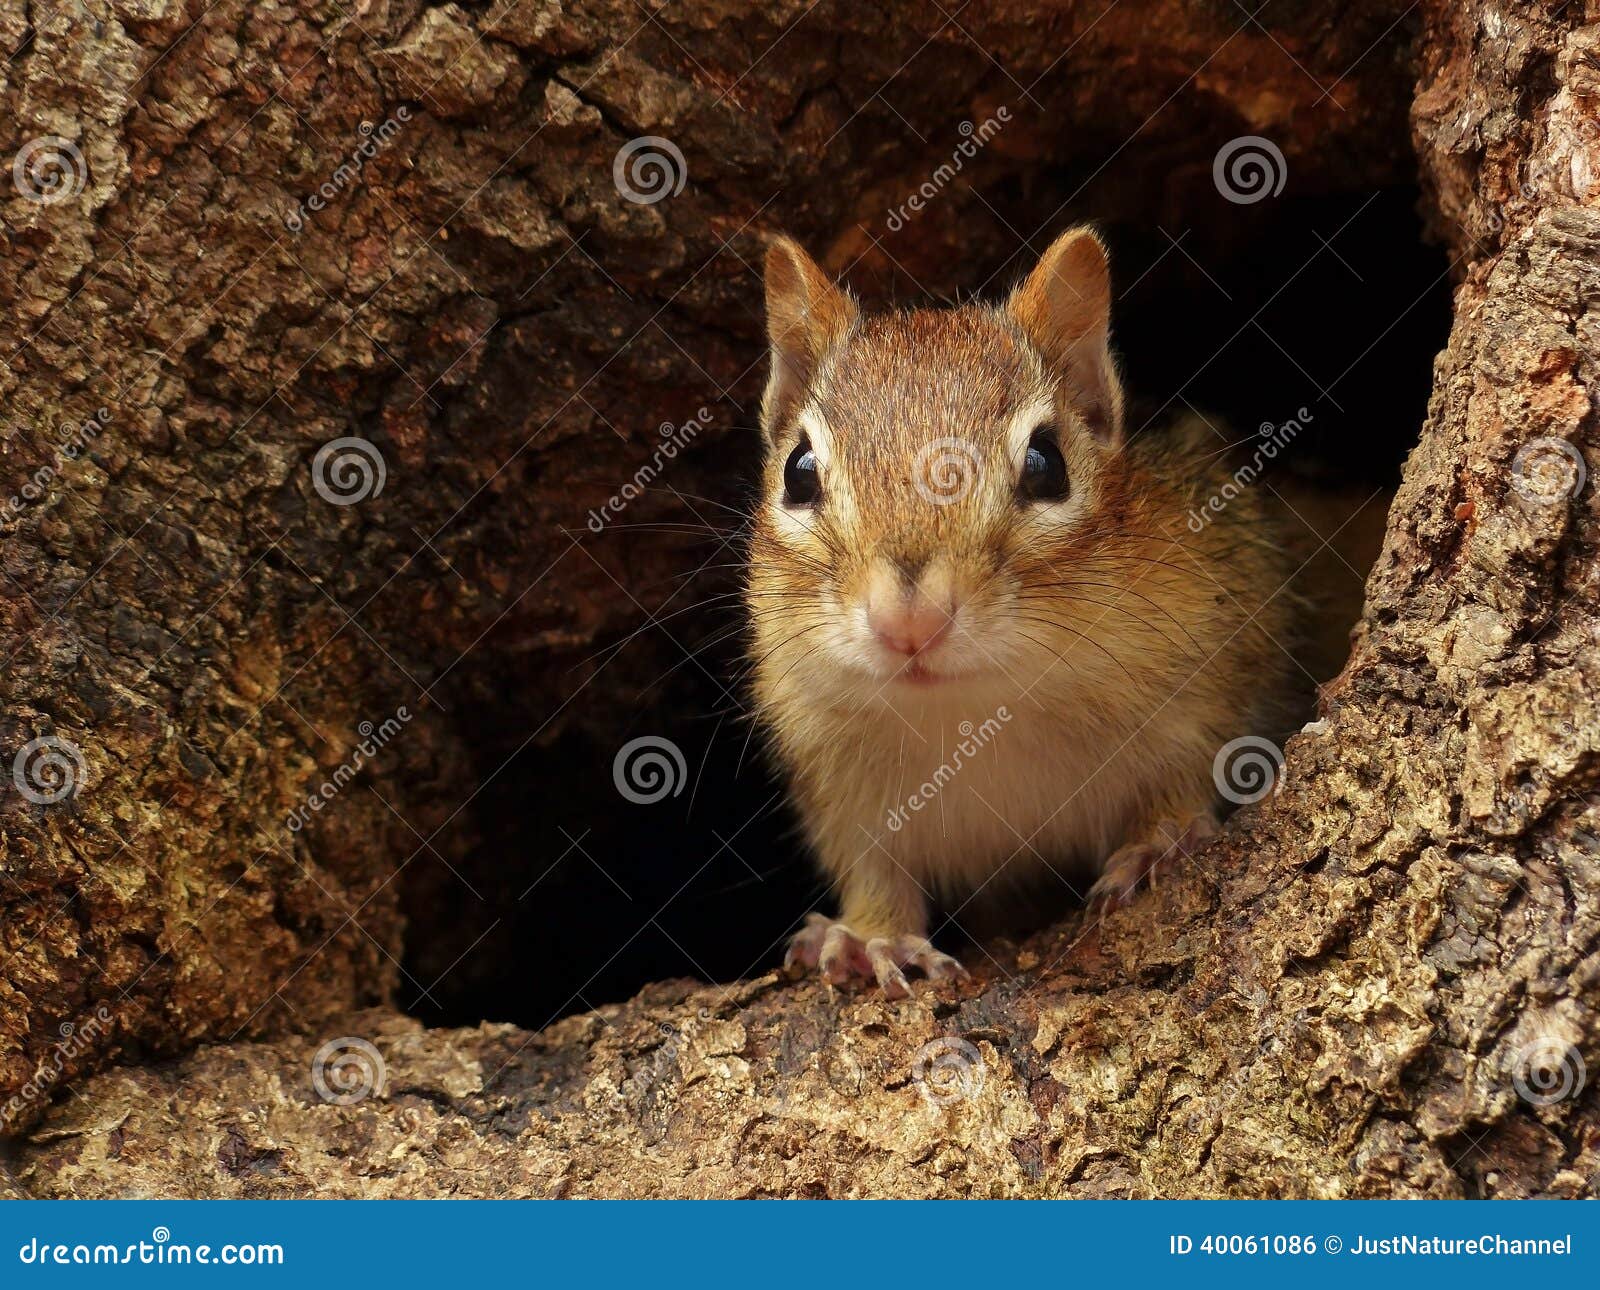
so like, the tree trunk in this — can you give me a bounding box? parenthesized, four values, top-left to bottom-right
(3, 0, 1597, 1197)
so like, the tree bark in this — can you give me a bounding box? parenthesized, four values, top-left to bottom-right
(4, 0, 1598, 1198)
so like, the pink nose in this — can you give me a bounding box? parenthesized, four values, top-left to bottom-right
(867, 597, 953, 657)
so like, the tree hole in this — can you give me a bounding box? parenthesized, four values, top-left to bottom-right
(399, 182, 1450, 1030)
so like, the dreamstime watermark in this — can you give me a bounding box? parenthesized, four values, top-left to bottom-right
(0, 1005, 113, 1129)
(613, 735, 687, 804)
(1510, 436, 1587, 508)
(1183, 965, 1303, 1135)
(312, 435, 387, 505)
(885, 108, 1011, 231)
(1186, 407, 1313, 532)
(311, 1035, 386, 1105)
(1510, 1037, 1586, 1107)
(285, 106, 412, 232)
(11, 735, 87, 805)
(18, 1230, 284, 1267)
(1212, 735, 1284, 806)
(1484, 121, 1600, 235)
(1213, 135, 1287, 205)
(616, 1008, 713, 1103)
(1551, 715, 1590, 765)
(285, 707, 411, 833)
(586, 406, 713, 533)
(914, 436, 983, 506)
(885, 707, 1011, 832)
(613, 136, 687, 205)
(3, 407, 111, 518)
(913, 1036, 985, 1105)
(11, 135, 87, 205)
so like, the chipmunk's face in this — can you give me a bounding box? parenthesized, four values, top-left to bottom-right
(749, 230, 1127, 702)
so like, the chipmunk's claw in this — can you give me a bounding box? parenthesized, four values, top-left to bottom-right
(1087, 811, 1218, 912)
(785, 914, 967, 998)
(784, 912, 837, 968)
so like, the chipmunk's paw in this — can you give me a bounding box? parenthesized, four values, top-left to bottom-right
(1087, 811, 1218, 911)
(785, 913, 967, 999)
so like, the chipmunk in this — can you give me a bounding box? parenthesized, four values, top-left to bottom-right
(745, 227, 1327, 997)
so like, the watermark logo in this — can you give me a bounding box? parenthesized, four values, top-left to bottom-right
(616, 1008, 715, 1102)
(18, 1227, 283, 1266)
(913, 1037, 985, 1105)
(1486, 118, 1600, 235)
(285, 106, 412, 232)
(1186, 407, 1313, 532)
(613, 136, 687, 205)
(12, 736, 87, 805)
(1212, 735, 1283, 806)
(285, 707, 412, 833)
(1510, 1037, 1586, 1107)
(312, 436, 387, 505)
(913, 436, 983, 506)
(885, 107, 1011, 232)
(886, 708, 1011, 832)
(613, 735, 687, 804)
(1550, 716, 1589, 765)
(12, 136, 87, 205)
(586, 406, 713, 533)
(311, 1035, 386, 1105)
(1213, 135, 1287, 205)
(1181, 963, 1302, 1136)
(0, 1005, 114, 1129)
(3, 407, 111, 519)
(1510, 437, 1586, 508)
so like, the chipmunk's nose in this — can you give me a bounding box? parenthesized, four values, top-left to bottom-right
(866, 563, 959, 655)
(863, 555, 961, 658)
(868, 596, 952, 657)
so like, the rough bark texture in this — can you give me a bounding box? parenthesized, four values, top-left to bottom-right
(4, 0, 1598, 1198)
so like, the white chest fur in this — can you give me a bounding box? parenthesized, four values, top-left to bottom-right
(798, 679, 1217, 897)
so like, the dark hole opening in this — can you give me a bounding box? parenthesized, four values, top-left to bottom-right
(399, 182, 1451, 1031)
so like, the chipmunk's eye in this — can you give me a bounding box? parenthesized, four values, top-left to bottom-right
(1019, 426, 1069, 501)
(783, 436, 820, 507)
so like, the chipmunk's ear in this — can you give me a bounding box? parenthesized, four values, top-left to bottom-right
(761, 236, 857, 436)
(1007, 226, 1124, 445)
